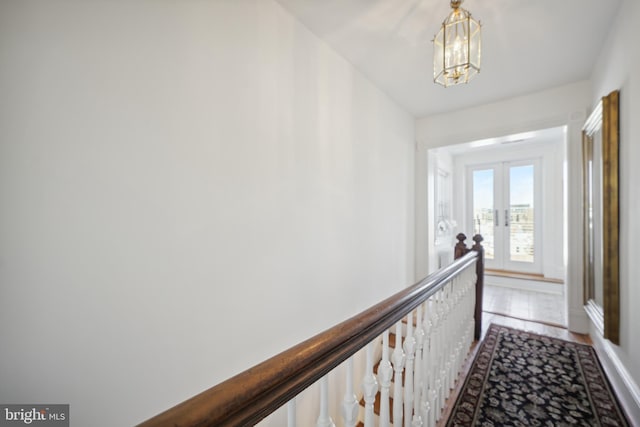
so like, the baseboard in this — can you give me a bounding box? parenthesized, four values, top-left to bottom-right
(589, 323, 640, 425)
(485, 269, 563, 284)
(567, 307, 590, 334)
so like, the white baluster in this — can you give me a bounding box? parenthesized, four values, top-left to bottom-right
(438, 282, 453, 411)
(468, 267, 477, 347)
(379, 330, 393, 427)
(450, 282, 459, 390)
(443, 283, 453, 394)
(362, 342, 378, 427)
(316, 376, 335, 427)
(452, 282, 460, 388)
(412, 304, 424, 427)
(457, 280, 464, 370)
(421, 301, 434, 427)
(392, 321, 405, 427)
(431, 294, 439, 420)
(288, 398, 296, 427)
(434, 289, 445, 419)
(428, 296, 439, 427)
(452, 281, 464, 389)
(342, 357, 358, 427)
(466, 271, 473, 345)
(462, 272, 469, 343)
(404, 311, 416, 427)
(442, 283, 453, 406)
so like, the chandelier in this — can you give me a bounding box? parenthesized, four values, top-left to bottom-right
(433, 0, 481, 87)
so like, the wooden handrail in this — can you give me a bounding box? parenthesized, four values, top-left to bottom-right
(139, 243, 482, 427)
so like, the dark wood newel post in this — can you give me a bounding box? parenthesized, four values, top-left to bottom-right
(454, 233, 469, 259)
(454, 233, 484, 340)
(471, 234, 484, 340)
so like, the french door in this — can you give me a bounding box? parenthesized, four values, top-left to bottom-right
(467, 159, 541, 273)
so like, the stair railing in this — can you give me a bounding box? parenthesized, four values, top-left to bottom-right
(138, 234, 484, 427)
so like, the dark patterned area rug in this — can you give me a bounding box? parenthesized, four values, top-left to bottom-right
(447, 324, 629, 426)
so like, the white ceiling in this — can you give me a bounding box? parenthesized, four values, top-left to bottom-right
(275, 0, 622, 118)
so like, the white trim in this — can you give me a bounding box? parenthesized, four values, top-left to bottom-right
(590, 324, 640, 424)
(583, 100, 603, 134)
(568, 307, 590, 334)
(584, 301, 604, 336)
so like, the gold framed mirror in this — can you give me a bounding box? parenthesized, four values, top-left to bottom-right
(582, 90, 620, 344)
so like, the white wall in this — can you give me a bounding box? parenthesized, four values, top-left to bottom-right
(0, 1, 415, 425)
(415, 81, 592, 333)
(588, 0, 640, 417)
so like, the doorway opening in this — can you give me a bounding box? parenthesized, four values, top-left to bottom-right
(428, 126, 567, 326)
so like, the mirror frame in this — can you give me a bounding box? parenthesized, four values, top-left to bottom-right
(582, 90, 620, 344)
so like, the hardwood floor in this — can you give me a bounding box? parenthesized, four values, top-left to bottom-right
(436, 311, 591, 427)
(483, 284, 566, 327)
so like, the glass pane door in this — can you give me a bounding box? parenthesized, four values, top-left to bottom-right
(508, 164, 534, 263)
(472, 169, 495, 261)
(504, 161, 540, 272)
(468, 160, 541, 273)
